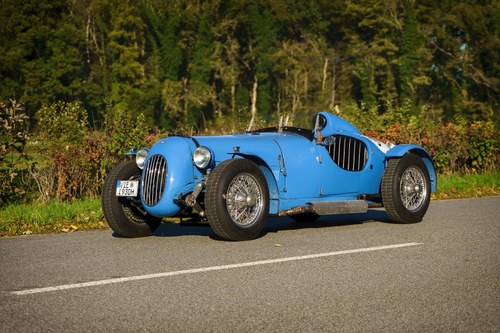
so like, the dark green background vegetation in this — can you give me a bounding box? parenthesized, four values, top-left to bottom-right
(1, 0, 499, 206)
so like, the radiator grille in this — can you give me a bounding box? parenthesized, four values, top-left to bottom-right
(327, 135, 368, 171)
(141, 154, 167, 206)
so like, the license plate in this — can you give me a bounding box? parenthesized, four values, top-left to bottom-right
(116, 180, 139, 197)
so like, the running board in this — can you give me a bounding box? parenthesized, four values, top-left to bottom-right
(310, 200, 368, 215)
(278, 200, 369, 217)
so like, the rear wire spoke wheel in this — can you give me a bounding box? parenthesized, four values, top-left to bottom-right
(102, 161, 161, 237)
(400, 167, 427, 212)
(205, 159, 269, 241)
(381, 153, 431, 223)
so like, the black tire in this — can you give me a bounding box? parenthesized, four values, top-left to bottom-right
(381, 153, 431, 223)
(291, 213, 320, 222)
(102, 161, 161, 237)
(205, 159, 269, 241)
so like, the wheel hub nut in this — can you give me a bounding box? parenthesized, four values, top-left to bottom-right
(246, 195, 256, 207)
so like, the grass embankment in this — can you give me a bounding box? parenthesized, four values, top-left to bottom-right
(1, 171, 499, 237)
(0, 199, 106, 236)
(431, 171, 500, 200)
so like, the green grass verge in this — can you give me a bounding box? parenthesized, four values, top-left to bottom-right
(432, 171, 500, 200)
(1, 171, 499, 237)
(0, 198, 106, 236)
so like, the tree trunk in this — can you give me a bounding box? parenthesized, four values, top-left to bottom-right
(330, 49, 337, 109)
(182, 77, 189, 122)
(247, 76, 258, 131)
(276, 87, 281, 117)
(322, 58, 328, 91)
(231, 82, 236, 119)
(292, 72, 299, 116)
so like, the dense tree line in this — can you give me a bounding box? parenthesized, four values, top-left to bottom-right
(1, 0, 498, 131)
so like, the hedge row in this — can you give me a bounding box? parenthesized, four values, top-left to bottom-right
(1, 100, 498, 205)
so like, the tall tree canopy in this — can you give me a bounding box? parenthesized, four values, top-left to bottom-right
(0, 0, 498, 130)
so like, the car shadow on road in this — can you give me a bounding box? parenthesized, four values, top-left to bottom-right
(265, 209, 392, 234)
(148, 209, 392, 239)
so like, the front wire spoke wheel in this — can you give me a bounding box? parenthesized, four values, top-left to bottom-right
(226, 173, 263, 226)
(205, 159, 269, 241)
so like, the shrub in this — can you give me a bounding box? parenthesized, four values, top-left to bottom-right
(30, 102, 89, 200)
(103, 108, 151, 156)
(0, 100, 31, 205)
(6, 99, 500, 204)
(36, 101, 88, 144)
(338, 101, 499, 174)
(30, 103, 155, 201)
(467, 121, 498, 173)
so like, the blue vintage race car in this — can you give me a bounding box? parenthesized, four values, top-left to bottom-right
(102, 112, 437, 241)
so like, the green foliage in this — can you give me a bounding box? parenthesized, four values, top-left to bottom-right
(398, 1, 423, 103)
(0, 0, 87, 116)
(0, 100, 31, 204)
(467, 121, 498, 172)
(104, 107, 151, 155)
(37, 102, 88, 143)
(107, 0, 149, 115)
(344, 0, 400, 109)
(1, 0, 498, 129)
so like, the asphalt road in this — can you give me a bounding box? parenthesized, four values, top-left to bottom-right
(1, 197, 499, 332)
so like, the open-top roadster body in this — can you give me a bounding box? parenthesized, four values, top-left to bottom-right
(102, 112, 436, 241)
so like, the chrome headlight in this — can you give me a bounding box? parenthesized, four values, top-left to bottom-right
(193, 146, 212, 169)
(136, 148, 149, 169)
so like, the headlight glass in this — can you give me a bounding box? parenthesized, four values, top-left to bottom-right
(193, 146, 212, 169)
(136, 148, 149, 169)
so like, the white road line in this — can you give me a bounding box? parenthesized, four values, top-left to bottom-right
(12, 242, 422, 296)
